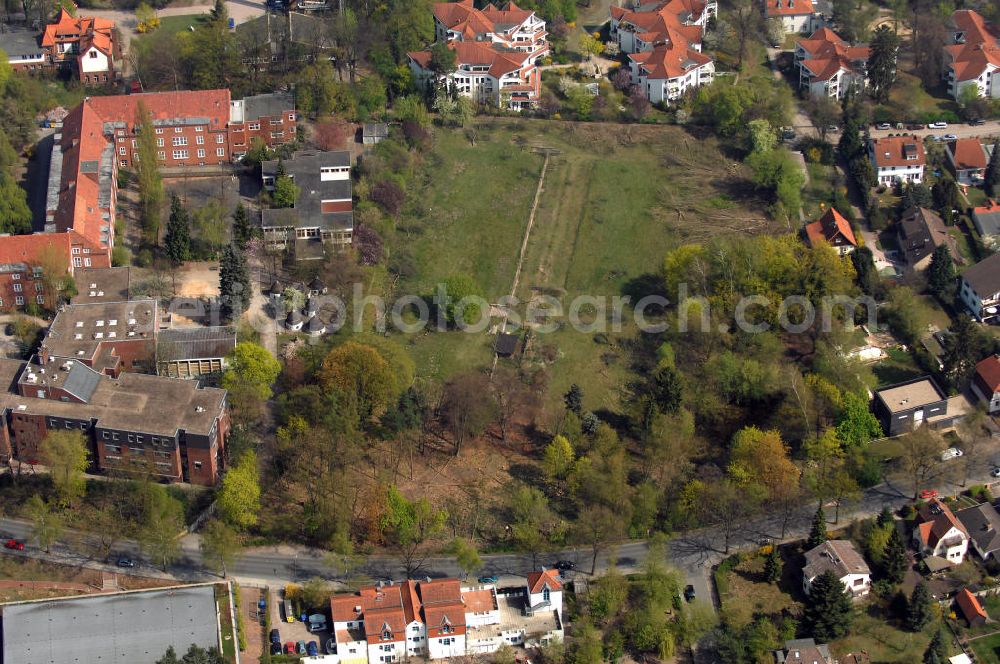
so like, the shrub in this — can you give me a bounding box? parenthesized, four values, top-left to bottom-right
(371, 180, 405, 216)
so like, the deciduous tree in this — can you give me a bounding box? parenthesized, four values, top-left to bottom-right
(441, 371, 497, 454)
(139, 484, 184, 569)
(217, 450, 261, 529)
(543, 435, 575, 480)
(899, 427, 946, 499)
(25, 493, 62, 553)
(200, 518, 241, 578)
(40, 430, 89, 508)
(221, 342, 281, 403)
(987, 139, 1000, 198)
(576, 504, 623, 575)
(450, 538, 482, 579)
(382, 485, 446, 577)
(319, 340, 396, 423)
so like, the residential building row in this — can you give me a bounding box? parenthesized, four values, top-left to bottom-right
(0, 7, 119, 84)
(611, 0, 717, 103)
(408, 1, 548, 111)
(329, 571, 563, 662)
(0, 89, 294, 312)
(945, 9, 1000, 101)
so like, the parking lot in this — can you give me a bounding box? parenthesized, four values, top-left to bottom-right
(267, 586, 333, 656)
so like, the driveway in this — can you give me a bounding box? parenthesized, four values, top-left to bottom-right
(83, 0, 266, 49)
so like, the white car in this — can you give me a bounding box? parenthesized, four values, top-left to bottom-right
(942, 447, 964, 461)
(928, 121, 948, 129)
(991, 467, 1000, 478)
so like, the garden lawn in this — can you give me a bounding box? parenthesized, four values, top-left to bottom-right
(969, 631, 1000, 664)
(387, 119, 772, 412)
(152, 14, 206, 37)
(831, 614, 950, 663)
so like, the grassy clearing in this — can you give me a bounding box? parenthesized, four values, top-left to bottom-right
(385, 120, 772, 411)
(872, 346, 923, 386)
(801, 162, 840, 220)
(715, 553, 800, 630)
(152, 14, 206, 37)
(972, 632, 1000, 664)
(831, 613, 944, 663)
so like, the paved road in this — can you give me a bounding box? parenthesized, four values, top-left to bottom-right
(3, 456, 999, 610)
(868, 122, 1000, 142)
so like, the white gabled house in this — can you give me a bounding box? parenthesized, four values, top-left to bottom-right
(802, 540, 872, 599)
(869, 135, 926, 186)
(914, 498, 970, 565)
(765, 0, 826, 34)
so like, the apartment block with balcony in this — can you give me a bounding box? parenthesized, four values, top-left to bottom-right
(869, 135, 925, 185)
(610, 0, 716, 55)
(945, 9, 1000, 100)
(795, 27, 869, 98)
(409, 0, 547, 110)
(960, 252, 1000, 321)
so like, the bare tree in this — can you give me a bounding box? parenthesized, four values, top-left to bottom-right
(899, 427, 946, 499)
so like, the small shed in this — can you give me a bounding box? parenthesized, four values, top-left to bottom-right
(363, 123, 388, 145)
(494, 333, 519, 357)
(956, 587, 989, 627)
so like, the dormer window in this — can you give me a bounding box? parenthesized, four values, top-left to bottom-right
(382, 630, 391, 640)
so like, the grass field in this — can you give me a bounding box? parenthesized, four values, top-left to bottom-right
(154, 14, 206, 37)
(972, 633, 1000, 664)
(388, 119, 773, 410)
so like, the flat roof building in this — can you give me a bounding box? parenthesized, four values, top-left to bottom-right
(0, 584, 222, 664)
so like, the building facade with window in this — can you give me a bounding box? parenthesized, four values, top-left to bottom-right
(0, 355, 228, 485)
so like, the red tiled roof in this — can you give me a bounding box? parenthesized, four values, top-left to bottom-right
(433, 0, 534, 39)
(957, 587, 988, 622)
(796, 28, 869, 82)
(614, 0, 708, 49)
(949, 138, 988, 170)
(527, 569, 562, 593)
(424, 603, 466, 638)
(461, 588, 496, 613)
(765, 0, 815, 17)
(42, 8, 115, 50)
(975, 355, 1000, 393)
(629, 42, 712, 79)
(85, 90, 231, 130)
(917, 498, 970, 547)
(804, 207, 857, 248)
(418, 579, 463, 605)
(363, 607, 408, 644)
(947, 10, 1000, 81)
(330, 585, 404, 623)
(0, 234, 72, 273)
(870, 135, 926, 168)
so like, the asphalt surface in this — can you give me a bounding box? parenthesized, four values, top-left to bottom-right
(867, 122, 1000, 142)
(3, 453, 1000, 610)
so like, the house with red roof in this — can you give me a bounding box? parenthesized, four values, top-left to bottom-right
(795, 28, 869, 99)
(610, 0, 715, 55)
(972, 355, 1000, 412)
(803, 207, 858, 255)
(956, 587, 989, 627)
(0, 234, 74, 311)
(766, 0, 826, 35)
(914, 498, 970, 565)
(41, 7, 119, 84)
(947, 138, 989, 184)
(869, 135, 926, 186)
(329, 574, 563, 661)
(409, 1, 547, 110)
(627, 41, 714, 103)
(945, 10, 1000, 101)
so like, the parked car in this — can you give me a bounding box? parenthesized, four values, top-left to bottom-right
(991, 467, 1000, 478)
(971, 118, 987, 126)
(269, 643, 282, 656)
(942, 133, 959, 141)
(875, 122, 892, 130)
(906, 123, 924, 130)
(284, 599, 295, 623)
(284, 642, 296, 655)
(919, 489, 939, 499)
(683, 585, 696, 602)
(307, 641, 319, 656)
(826, 125, 839, 133)
(269, 629, 281, 645)
(553, 560, 576, 571)
(116, 557, 136, 568)
(928, 121, 949, 129)
(297, 641, 307, 655)
(781, 128, 796, 140)
(942, 447, 964, 461)
(308, 614, 327, 633)
(3, 539, 24, 551)
(478, 575, 499, 584)
(326, 639, 337, 655)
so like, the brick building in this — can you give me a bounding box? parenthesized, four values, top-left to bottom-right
(0, 234, 74, 310)
(39, 299, 160, 376)
(0, 89, 295, 313)
(0, 356, 229, 485)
